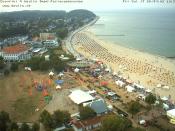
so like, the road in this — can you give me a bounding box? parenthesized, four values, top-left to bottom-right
(65, 17, 99, 57)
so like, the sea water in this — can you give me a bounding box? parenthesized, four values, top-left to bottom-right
(90, 9, 175, 57)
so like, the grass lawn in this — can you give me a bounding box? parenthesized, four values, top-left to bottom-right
(0, 70, 50, 122)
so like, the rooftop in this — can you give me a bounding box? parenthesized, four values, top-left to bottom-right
(69, 90, 95, 104)
(73, 115, 103, 129)
(2, 44, 29, 54)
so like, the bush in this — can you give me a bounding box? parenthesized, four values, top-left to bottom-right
(4, 69, 10, 76)
(19, 123, 30, 131)
(11, 62, 19, 72)
(79, 106, 96, 120)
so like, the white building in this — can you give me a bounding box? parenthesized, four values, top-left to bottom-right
(0, 44, 31, 61)
(42, 40, 59, 48)
(72, 116, 103, 131)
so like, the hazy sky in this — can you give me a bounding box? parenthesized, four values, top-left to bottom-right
(0, 0, 175, 12)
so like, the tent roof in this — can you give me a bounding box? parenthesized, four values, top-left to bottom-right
(56, 85, 61, 89)
(107, 92, 116, 96)
(55, 80, 64, 85)
(167, 109, 175, 118)
(69, 90, 95, 104)
(161, 96, 168, 101)
(86, 99, 108, 114)
(126, 85, 135, 92)
(146, 89, 152, 93)
(49, 71, 54, 76)
(74, 68, 80, 73)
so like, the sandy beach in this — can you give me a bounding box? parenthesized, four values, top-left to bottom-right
(71, 30, 175, 101)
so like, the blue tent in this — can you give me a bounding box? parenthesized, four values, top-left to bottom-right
(55, 80, 64, 85)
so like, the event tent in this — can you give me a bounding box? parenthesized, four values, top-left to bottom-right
(161, 96, 169, 101)
(167, 109, 175, 119)
(56, 85, 61, 90)
(55, 80, 64, 85)
(74, 68, 80, 73)
(69, 90, 95, 104)
(115, 80, 125, 87)
(126, 85, 135, 93)
(49, 71, 54, 76)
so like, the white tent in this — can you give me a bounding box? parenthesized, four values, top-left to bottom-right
(74, 68, 80, 73)
(126, 85, 135, 93)
(58, 72, 64, 77)
(138, 94, 146, 100)
(145, 89, 152, 93)
(139, 120, 146, 125)
(167, 109, 175, 119)
(105, 68, 111, 72)
(69, 90, 95, 104)
(134, 83, 145, 89)
(107, 92, 116, 97)
(76, 57, 83, 61)
(115, 80, 125, 87)
(161, 96, 169, 101)
(25, 67, 31, 71)
(163, 103, 169, 110)
(45, 55, 50, 61)
(88, 90, 96, 95)
(56, 85, 61, 90)
(49, 71, 54, 76)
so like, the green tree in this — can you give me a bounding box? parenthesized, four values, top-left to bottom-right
(79, 106, 96, 120)
(19, 123, 30, 131)
(39, 110, 53, 130)
(31, 123, 40, 131)
(145, 94, 156, 105)
(4, 69, 10, 76)
(52, 110, 70, 128)
(101, 115, 131, 131)
(56, 28, 68, 39)
(39, 61, 50, 71)
(10, 62, 19, 72)
(0, 56, 5, 69)
(27, 57, 44, 70)
(129, 127, 145, 131)
(0, 111, 11, 131)
(9, 122, 18, 131)
(128, 101, 141, 118)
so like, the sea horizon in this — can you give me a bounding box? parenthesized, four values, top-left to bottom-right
(89, 9, 175, 58)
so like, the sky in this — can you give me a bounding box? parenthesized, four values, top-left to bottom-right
(0, 0, 175, 12)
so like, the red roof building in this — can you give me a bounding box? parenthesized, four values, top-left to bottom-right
(72, 116, 104, 131)
(2, 44, 29, 54)
(0, 44, 31, 61)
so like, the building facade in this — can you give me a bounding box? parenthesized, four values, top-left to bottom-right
(0, 44, 31, 61)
